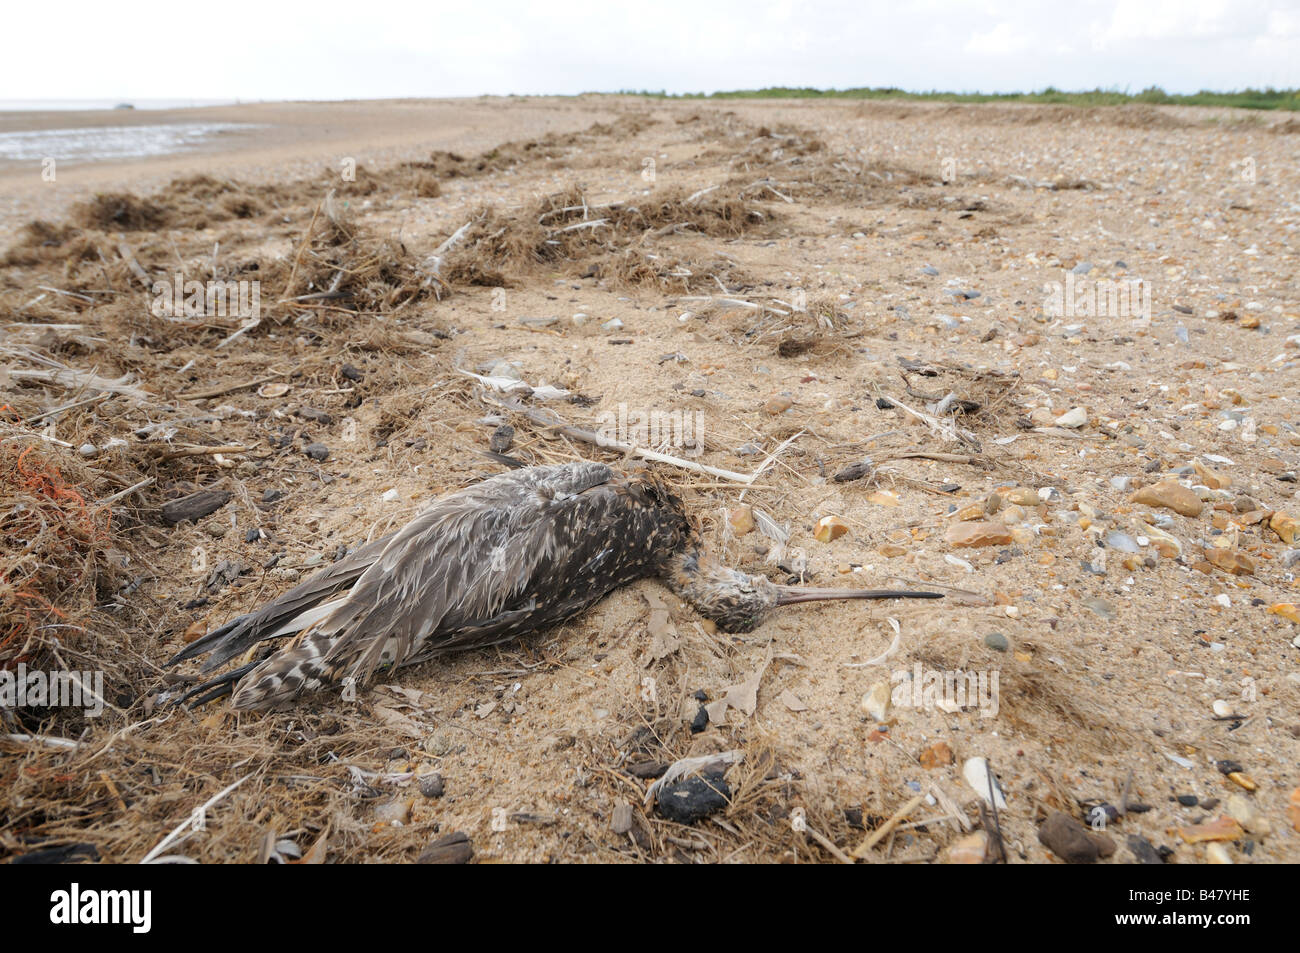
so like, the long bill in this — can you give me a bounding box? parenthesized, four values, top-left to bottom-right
(774, 586, 944, 606)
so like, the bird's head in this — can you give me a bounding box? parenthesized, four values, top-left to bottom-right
(665, 549, 943, 633)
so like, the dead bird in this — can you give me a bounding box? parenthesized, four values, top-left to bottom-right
(168, 462, 940, 710)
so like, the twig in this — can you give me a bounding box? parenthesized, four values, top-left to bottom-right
(178, 372, 285, 401)
(153, 444, 257, 461)
(803, 823, 854, 864)
(140, 774, 252, 863)
(96, 476, 155, 508)
(489, 393, 787, 485)
(852, 793, 926, 857)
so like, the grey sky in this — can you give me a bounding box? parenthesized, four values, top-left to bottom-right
(6, 0, 1299, 101)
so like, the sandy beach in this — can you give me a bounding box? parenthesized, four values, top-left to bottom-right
(1, 95, 1298, 864)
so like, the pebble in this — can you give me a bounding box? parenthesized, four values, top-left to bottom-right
(945, 521, 1012, 547)
(1270, 511, 1298, 545)
(861, 681, 891, 722)
(1055, 407, 1088, 429)
(417, 831, 473, 864)
(814, 515, 849, 542)
(1130, 482, 1204, 517)
(1177, 815, 1244, 844)
(763, 395, 793, 415)
(1205, 843, 1233, 864)
(1226, 795, 1270, 836)
(920, 741, 954, 768)
(1126, 835, 1165, 864)
(654, 769, 731, 824)
(1082, 597, 1116, 620)
(984, 632, 1009, 652)
(1105, 530, 1140, 553)
(1038, 811, 1110, 864)
(601, 318, 624, 331)
(418, 773, 445, 799)
(489, 424, 515, 453)
(727, 505, 755, 536)
(304, 442, 330, 461)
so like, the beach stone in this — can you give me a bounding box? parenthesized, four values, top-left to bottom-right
(1127, 835, 1165, 864)
(304, 442, 330, 461)
(418, 773, 445, 799)
(1037, 811, 1101, 864)
(1131, 482, 1204, 517)
(984, 632, 1009, 652)
(1270, 511, 1298, 545)
(945, 521, 1012, 547)
(1056, 407, 1088, 429)
(654, 769, 731, 824)
(417, 831, 473, 864)
(727, 505, 755, 536)
(920, 741, 954, 768)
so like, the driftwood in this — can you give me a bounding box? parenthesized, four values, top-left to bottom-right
(161, 490, 231, 525)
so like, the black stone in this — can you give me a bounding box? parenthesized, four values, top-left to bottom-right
(654, 769, 731, 824)
(304, 442, 330, 461)
(1126, 835, 1165, 864)
(689, 706, 710, 733)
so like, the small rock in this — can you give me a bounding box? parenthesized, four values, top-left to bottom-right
(1127, 835, 1165, 864)
(920, 741, 954, 768)
(489, 424, 515, 454)
(728, 505, 755, 536)
(1206, 843, 1233, 864)
(984, 632, 1009, 652)
(654, 769, 730, 824)
(1131, 482, 1204, 518)
(1038, 811, 1100, 864)
(945, 521, 1012, 548)
(862, 681, 891, 722)
(1056, 407, 1089, 429)
(962, 757, 1006, 808)
(304, 442, 330, 462)
(417, 831, 473, 864)
(814, 515, 849, 543)
(418, 773, 445, 799)
(1226, 795, 1270, 836)
(1177, 815, 1244, 844)
(764, 395, 793, 415)
(1270, 511, 1298, 545)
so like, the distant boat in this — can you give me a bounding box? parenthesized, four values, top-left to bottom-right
(113, 103, 135, 110)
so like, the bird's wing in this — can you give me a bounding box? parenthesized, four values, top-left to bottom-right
(166, 530, 397, 671)
(314, 462, 620, 682)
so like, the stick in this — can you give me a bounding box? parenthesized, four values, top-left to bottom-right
(488, 393, 778, 485)
(851, 793, 925, 857)
(117, 241, 152, 290)
(140, 774, 251, 864)
(96, 476, 155, 508)
(178, 373, 284, 401)
(153, 444, 257, 461)
(803, 823, 855, 864)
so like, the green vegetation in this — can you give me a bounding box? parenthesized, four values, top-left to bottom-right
(611, 86, 1300, 111)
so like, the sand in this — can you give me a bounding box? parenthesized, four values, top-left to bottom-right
(1, 96, 1297, 864)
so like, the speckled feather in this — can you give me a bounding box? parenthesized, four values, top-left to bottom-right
(177, 463, 694, 710)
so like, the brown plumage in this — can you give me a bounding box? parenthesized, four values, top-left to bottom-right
(168, 462, 940, 710)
